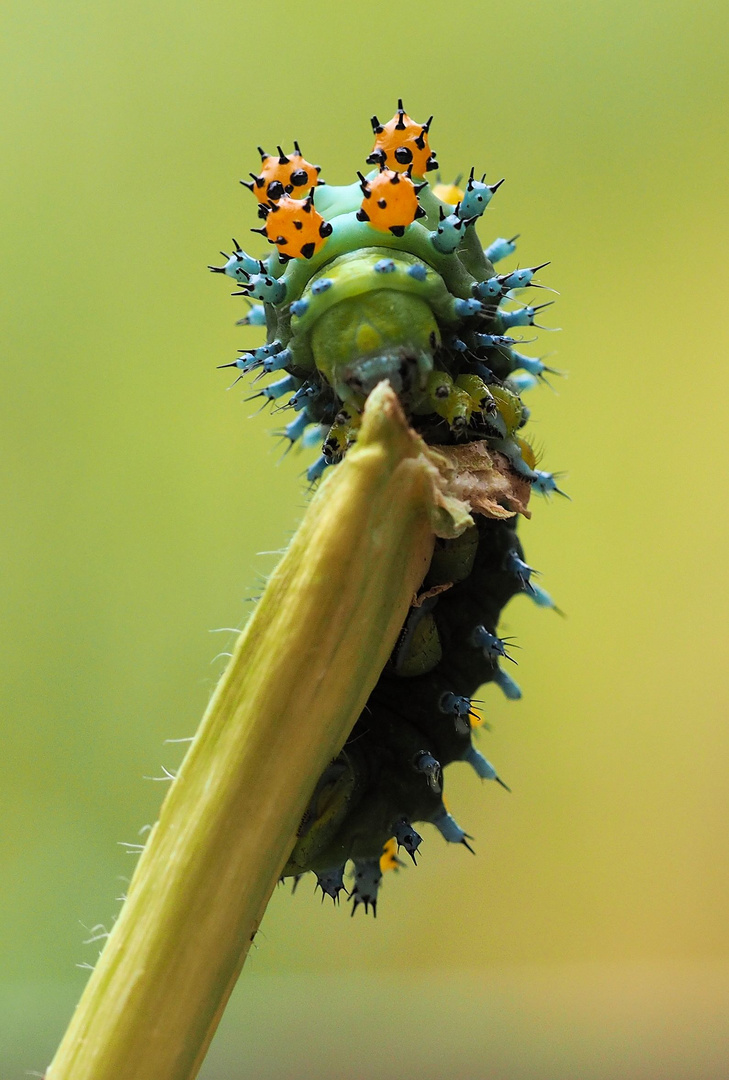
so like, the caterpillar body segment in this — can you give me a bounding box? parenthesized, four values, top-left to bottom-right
(211, 103, 566, 914)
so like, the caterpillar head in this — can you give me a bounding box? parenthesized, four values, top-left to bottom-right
(367, 99, 438, 177)
(310, 288, 439, 404)
(244, 143, 321, 204)
(256, 192, 333, 259)
(355, 167, 427, 235)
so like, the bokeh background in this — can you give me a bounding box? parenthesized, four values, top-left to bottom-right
(2, 1, 728, 1077)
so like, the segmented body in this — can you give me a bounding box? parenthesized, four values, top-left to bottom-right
(211, 102, 565, 916)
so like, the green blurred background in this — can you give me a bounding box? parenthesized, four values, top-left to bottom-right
(2, 0, 728, 1076)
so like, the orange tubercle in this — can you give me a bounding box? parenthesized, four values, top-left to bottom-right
(356, 167, 427, 236)
(260, 192, 332, 259)
(367, 99, 438, 177)
(248, 143, 321, 204)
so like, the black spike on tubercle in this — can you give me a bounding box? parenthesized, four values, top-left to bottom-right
(370, 114, 383, 134)
(396, 98, 406, 129)
(257, 146, 268, 161)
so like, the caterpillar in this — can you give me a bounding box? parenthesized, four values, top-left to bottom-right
(211, 101, 565, 917)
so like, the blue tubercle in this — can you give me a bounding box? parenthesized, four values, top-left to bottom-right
(485, 234, 519, 264)
(471, 625, 516, 663)
(261, 374, 299, 400)
(506, 551, 538, 594)
(439, 690, 473, 726)
(472, 276, 507, 300)
(430, 207, 468, 254)
(532, 470, 569, 498)
(393, 817, 422, 863)
(453, 297, 482, 318)
(284, 411, 310, 443)
(374, 257, 396, 273)
(457, 171, 504, 220)
(306, 454, 330, 483)
(464, 746, 505, 786)
(316, 866, 346, 903)
(237, 302, 267, 326)
(301, 423, 328, 448)
(507, 372, 539, 393)
(475, 333, 519, 350)
(498, 263, 550, 290)
(260, 348, 292, 373)
(290, 382, 322, 411)
(444, 331, 468, 353)
(493, 668, 522, 700)
(209, 243, 261, 281)
(432, 807, 473, 850)
(530, 583, 561, 611)
(508, 351, 562, 380)
(499, 301, 554, 329)
(237, 271, 287, 304)
(407, 262, 428, 281)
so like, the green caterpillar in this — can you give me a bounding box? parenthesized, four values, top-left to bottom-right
(211, 101, 565, 915)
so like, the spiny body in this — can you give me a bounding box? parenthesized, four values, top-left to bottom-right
(211, 101, 565, 916)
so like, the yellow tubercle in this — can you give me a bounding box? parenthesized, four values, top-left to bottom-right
(380, 838, 404, 873)
(490, 385, 525, 436)
(433, 179, 465, 206)
(517, 436, 539, 470)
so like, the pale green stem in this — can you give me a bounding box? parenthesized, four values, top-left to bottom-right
(47, 383, 464, 1080)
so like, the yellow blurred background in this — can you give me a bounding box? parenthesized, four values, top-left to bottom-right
(2, 1, 728, 1076)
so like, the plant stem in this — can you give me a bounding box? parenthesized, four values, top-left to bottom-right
(47, 383, 463, 1080)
